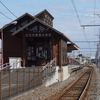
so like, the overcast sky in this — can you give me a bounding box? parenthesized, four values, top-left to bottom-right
(0, 0, 100, 57)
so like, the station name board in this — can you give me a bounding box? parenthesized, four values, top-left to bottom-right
(25, 33, 51, 37)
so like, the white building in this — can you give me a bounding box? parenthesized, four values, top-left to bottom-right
(75, 54, 91, 65)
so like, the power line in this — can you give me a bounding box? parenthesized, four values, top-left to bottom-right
(70, 0, 92, 54)
(94, 0, 96, 14)
(0, 1, 17, 18)
(0, 12, 13, 21)
(79, 51, 96, 52)
(73, 41, 99, 42)
(71, 0, 81, 25)
(80, 48, 96, 49)
(93, 0, 96, 42)
(16, 0, 31, 13)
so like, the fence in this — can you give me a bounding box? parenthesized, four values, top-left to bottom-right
(0, 58, 56, 100)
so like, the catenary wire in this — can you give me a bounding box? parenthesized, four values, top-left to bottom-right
(0, 12, 13, 21)
(71, 0, 92, 55)
(94, 0, 96, 45)
(0, 1, 17, 18)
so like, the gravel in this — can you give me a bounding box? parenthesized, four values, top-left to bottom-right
(84, 67, 100, 100)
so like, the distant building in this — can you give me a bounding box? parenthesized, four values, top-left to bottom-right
(91, 57, 95, 64)
(75, 54, 91, 65)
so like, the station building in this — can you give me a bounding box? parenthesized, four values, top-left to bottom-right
(0, 9, 79, 67)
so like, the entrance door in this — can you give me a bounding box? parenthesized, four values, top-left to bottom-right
(26, 37, 51, 67)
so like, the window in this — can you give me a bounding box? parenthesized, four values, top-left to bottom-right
(10, 27, 16, 32)
(18, 25, 21, 29)
(30, 26, 38, 31)
(21, 20, 28, 26)
(39, 25, 46, 31)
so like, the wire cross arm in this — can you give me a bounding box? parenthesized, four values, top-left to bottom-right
(81, 25, 100, 27)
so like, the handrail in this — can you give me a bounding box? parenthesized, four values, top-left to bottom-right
(42, 57, 56, 71)
(28, 57, 56, 84)
(36, 57, 56, 76)
(0, 58, 22, 70)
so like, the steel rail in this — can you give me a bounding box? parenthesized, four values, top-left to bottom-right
(78, 68, 93, 100)
(53, 67, 93, 100)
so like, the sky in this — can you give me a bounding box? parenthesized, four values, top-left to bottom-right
(0, 0, 100, 58)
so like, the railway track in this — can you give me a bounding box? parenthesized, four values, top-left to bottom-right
(53, 67, 93, 100)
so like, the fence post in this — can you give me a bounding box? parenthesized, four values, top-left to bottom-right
(0, 71, 2, 100)
(33, 67, 34, 87)
(9, 70, 11, 97)
(23, 68, 25, 91)
(16, 69, 19, 94)
(29, 68, 31, 89)
(38, 67, 39, 85)
(55, 58, 56, 67)
(34, 67, 36, 87)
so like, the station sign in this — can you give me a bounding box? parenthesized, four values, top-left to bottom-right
(25, 33, 51, 37)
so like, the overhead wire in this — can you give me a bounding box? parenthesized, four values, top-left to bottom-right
(94, 0, 96, 45)
(70, 0, 92, 56)
(0, 1, 17, 18)
(15, 0, 32, 14)
(0, 12, 13, 21)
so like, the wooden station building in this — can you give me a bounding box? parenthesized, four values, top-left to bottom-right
(0, 9, 79, 67)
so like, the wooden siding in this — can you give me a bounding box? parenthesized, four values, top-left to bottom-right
(2, 28, 68, 67)
(61, 39, 67, 66)
(3, 33, 22, 63)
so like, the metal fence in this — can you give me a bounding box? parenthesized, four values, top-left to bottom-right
(0, 58, 56, 100)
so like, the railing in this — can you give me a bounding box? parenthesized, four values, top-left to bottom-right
(0, 58, 56, 100)
(0, 58, 22, 71)
(42, 57, 56, 80)
(28, 57, 56, 84)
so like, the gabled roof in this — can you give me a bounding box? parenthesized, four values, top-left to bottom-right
(0, 13, 35, 30)
(12, 18, 63, 36)
(34, 9, 54, 19)
(14, 13, 35, 22)
(11, 18, 78, 46)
